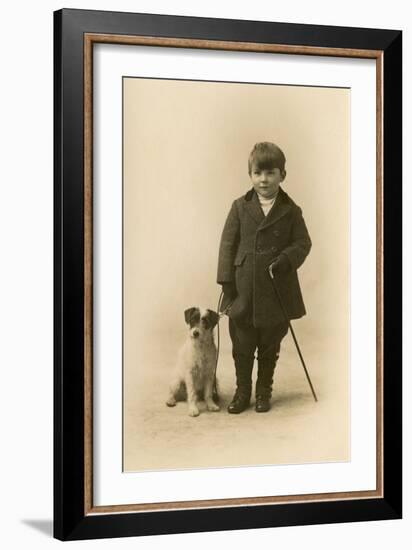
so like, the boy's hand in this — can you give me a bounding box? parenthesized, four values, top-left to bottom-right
(269, 254, 291, 277)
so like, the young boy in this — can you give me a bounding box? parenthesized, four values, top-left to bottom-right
(217, 142, 312, 413)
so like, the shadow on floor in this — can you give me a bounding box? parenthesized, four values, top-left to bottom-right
(21, 519, 53, 537)
(273, 390, 316, 407)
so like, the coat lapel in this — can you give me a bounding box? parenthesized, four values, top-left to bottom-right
(244, 187, 292, 228)
(259, 187, 292, 230)
(244, 189, 265, 226)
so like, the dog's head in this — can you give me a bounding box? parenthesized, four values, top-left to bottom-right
(184, 307, 219, 339)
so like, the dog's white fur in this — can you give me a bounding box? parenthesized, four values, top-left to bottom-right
(166, 307, 220, 417)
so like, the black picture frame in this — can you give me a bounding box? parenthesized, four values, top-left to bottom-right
(54, 8, 402, 541)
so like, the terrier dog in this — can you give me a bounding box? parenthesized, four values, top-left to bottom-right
(166, 307, 220, 417)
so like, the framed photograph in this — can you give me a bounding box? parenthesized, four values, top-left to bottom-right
(54, 8, 402, 541)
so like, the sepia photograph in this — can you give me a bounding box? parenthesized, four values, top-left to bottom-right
(122, 76, 350, 472)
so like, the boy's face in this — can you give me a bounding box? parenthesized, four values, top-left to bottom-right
(250, 163, 284, 199)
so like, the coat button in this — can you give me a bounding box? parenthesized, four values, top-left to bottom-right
(273, 230, 280, 236)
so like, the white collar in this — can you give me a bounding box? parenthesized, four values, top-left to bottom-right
(256, 189, 279, 203)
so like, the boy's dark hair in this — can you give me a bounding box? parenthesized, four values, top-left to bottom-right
(248, 142, 286, 175)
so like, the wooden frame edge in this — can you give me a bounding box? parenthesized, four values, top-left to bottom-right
(376, 51, 384, 499)
(85, 32, 381, 58)
(83, 32, 385, 516)
(84, 33, 94, 515)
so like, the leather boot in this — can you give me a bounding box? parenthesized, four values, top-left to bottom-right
(227, 389, 251, 414)
(255, 360, 276, 413)
(227, 358, 253, 414)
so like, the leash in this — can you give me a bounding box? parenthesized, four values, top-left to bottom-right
(212, 290, 231, 402)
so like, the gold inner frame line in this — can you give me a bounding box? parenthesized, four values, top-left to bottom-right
(83, 32, 384, 515)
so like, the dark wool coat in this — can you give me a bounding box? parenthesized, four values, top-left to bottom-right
(217, 187, 312, 327)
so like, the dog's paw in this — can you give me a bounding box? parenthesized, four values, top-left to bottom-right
(188, 405, 200, 417)
(166, 397, 176, 407)
(207, 402, 220, 412)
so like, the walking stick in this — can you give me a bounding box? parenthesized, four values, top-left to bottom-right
(268, 266, 318, 402)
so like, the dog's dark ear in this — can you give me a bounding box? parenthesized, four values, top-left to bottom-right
(206, 309, 220, 329)
(184, 307, 197, 325)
